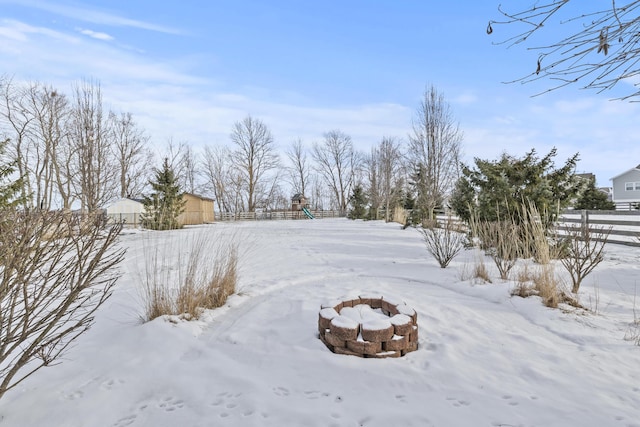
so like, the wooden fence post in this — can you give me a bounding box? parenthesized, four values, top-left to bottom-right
(581, 210, 589, 239)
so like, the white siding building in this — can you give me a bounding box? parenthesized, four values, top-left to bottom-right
(106, 198, 145, 227)
(611, 164, 640, 209)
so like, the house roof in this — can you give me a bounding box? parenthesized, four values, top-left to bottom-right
(610, 164, 640, 181)
(575, 173, 595, 181)
(109, 197, 143, 206)
(184, 192, 215, 202)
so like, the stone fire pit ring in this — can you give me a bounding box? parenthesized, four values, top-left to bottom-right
(318, 295, 418, 358)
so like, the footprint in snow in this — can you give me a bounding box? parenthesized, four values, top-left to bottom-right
(501, 395, 519, 406)
(303, 390, 331, 400)
(272, 386, 290, 397)
(158, 396, 185, 412)
(61, 390, 84, 401)
(445, 396, 470, 407)
(112, 414, 136, 427)
(100, 378, 125, 391)
(211, 391, 255, 419)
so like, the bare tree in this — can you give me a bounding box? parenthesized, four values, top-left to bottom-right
(26, 84, 72, 210)
(260, 171, 288, 211)
(365, 146, 380, 219)
(312, 130, 360, 213)
(109, 111, 152, 199)
(202, 145, 233, 213)
(309, 175, 328, 210)
(161, 138, 194, 193)
(180, 144, 199, 195)
(489, 1, 640, 99)
(229, 115, 280, 212)
(0, 208, 124, 401)
(0, 79, 34, 206)
(366, 137, 404, 221)
(0, 80, 76, 211)
(68, 80, 117, 213)
(286, 138, 310, 197)
(408, 85, 463, 221)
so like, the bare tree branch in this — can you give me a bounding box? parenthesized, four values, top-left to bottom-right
(229, 115, 280, 212)
(0, 209, 124, 400)
(490, 1, 640, 99)
(312, 130, 361, 213)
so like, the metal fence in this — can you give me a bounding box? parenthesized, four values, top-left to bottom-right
(106, 212, 142, 228)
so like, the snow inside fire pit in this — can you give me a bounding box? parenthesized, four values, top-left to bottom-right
(318, 296, 418, 358)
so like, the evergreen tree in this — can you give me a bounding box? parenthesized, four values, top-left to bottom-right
(448, 176, 475, 224)
(347, 184, 368, 220)
(0, 138, 25, 209)
(574, 177, 615, 210)
(141, 158, 185, 230)
(450, 148, 581, 227)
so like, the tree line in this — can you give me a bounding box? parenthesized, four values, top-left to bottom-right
(1, 76, 465, 221)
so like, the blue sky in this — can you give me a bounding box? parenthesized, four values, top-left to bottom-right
(1, 0, 639, 186)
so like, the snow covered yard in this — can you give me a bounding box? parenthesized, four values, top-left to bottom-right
(1, 218, 639, 427)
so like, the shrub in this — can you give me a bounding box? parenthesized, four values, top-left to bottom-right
(419, 217, 467, 268)
(470, 217, 520, 280)
(140, 231, 239, 321)
(451, 147, 579, 228)
(559, 225, 611, 293)
(0, 209, 124, 401)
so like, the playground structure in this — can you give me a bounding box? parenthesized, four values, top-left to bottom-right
(292, 193, 315, 219)
(302, 206, 315, 219)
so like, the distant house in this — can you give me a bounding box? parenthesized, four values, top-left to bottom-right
(611, 164, 640, 209)
(106, 198, 145, 227)
(179, 193, 215, 226)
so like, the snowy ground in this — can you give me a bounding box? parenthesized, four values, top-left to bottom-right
(2, 218, 640, 427)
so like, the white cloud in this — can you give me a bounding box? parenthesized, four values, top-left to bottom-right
(1, 0, 182, 34)
(2, 10, 639, 190)
(0, 19, 79, 44)
(453, 92, 478, 106)
(77, 28, 114, 41)
(0, 17, 410, 154)
(461, 94, 640, 186)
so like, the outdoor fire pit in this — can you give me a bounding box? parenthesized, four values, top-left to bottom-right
(318, 296, 418, 358)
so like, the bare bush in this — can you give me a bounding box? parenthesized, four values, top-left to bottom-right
(511, 263, 536, 298)
(0, 209, 124, 401)
(559, 225, 611, 293)
(471, 218, 520, 280)
(472, 255, 492, 284)
(532, 266, 561, 308)
(521, 202, 563, 307)
(457, 251, 492, 284)
(419, 217, 467, 268)
(140, 232, 239, 321)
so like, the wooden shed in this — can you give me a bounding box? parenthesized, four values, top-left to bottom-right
(179, 193, 215, 225)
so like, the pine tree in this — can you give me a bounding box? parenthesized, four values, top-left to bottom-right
(348, 184, 368, 220)
(450, 148, 581, 228)
(574, 177, 615, 210)
(141, 158, 185, 230)
(0, 138, 24, 209)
